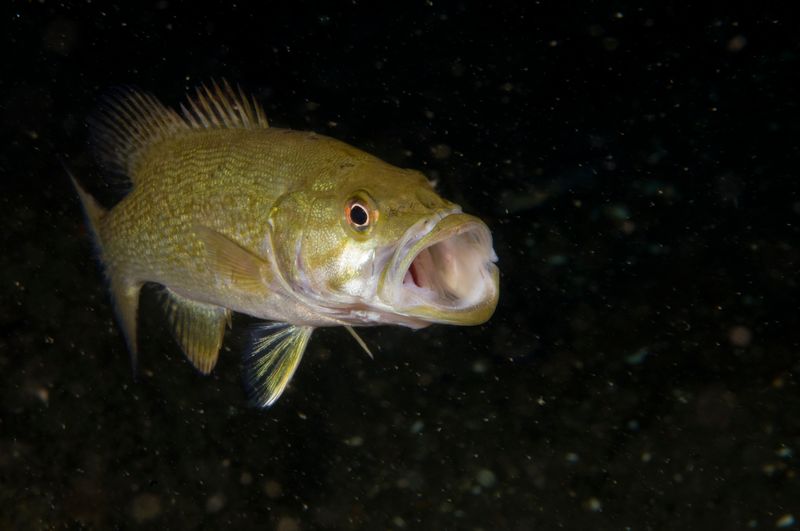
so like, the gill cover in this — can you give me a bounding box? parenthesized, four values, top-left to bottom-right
(270, 188, 377, 306)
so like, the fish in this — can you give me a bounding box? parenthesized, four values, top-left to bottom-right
(71, 81, 500, 407)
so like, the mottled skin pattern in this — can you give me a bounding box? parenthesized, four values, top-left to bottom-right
(100, 127, 458, 326)
(75, 84, 499, 405)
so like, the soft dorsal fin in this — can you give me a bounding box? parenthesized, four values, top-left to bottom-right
(89, 80, 269, 178)
(90, 87, 189, 177)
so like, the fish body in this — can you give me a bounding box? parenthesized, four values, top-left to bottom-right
(73, 82, 499, 406)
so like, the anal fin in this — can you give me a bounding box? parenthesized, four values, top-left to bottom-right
(162, 288, 230, 374)
(244, 323, 314, 407)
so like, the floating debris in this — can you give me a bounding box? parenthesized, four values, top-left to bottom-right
(776, 446, 793, 459)
(264, 480, 283, 499)
(626, 347, 650, 365)
(476, 468, 496, 488)
(471, 359, 488, 374)
(727, 35, 747, 52)
(205, 493, 225, 513)
(130, 493, 161, 523)
(430, 143, 452, 160)
(276, 517, 300, 531)
(343, 435, 364, 447)
(585, 497, 603, 512)
(728, 326, 753, 348)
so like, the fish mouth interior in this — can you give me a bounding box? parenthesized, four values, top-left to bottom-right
(389, 216, 498, 319)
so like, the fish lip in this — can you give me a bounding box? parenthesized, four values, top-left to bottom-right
(380, 211, 500, 326)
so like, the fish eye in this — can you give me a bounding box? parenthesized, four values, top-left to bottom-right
(344, 193, 377, 233)
(349, 203, 369, 227)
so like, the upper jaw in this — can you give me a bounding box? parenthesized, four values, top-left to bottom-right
(379, 211, 499, 326)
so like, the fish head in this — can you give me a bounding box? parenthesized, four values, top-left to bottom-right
(269, 162, 499, 328)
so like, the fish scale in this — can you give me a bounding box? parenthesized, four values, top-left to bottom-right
(72, 80, 499, 407)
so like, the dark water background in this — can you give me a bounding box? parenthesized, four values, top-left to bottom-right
(2, 2, 799, 529)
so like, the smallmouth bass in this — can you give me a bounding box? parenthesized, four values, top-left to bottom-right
(72, 81, 499, 406)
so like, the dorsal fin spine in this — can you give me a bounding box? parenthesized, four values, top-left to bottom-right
(208, 84, 231, 127)
(90, 80, 270, 181)
(232, 83, 251, 127)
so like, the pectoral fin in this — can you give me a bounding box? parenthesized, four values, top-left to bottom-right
(162, 288, 230, 374)
(243, 323, 314, 407)
(194, 225, 268, 291)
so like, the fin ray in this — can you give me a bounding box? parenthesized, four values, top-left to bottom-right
(244, 323, 314, 407)
(345, 326, 374, 359)
(70, 170, 142, 371)
(194, 225, 268, 291)
(112, 280, 142, 372)
(161, 289, 230, 374)
(89, 80, 269, 179)
(89, 87, 188, 177)
(181, 80, 269, 131)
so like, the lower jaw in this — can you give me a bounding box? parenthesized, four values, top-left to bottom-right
(389, 274, 499, 326)
(379, 214, 500, 326)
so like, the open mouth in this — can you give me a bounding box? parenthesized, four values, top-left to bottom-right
(383, 213, 499, 325)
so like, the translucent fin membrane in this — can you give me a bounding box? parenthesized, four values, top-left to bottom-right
(243, 323, 314, 407)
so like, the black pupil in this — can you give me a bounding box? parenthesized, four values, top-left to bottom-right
(350, 204, 369, 226)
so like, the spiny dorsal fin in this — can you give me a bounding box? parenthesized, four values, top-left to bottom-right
(181, 80, 269, 130)
(244, 323, 314, 407)
(161, 288, 230, 374)
(90, 80, 269, 178)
